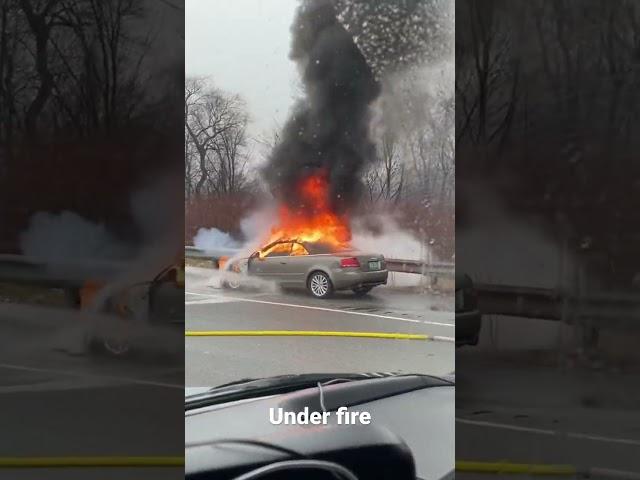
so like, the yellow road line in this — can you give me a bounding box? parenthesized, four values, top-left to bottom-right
(185, 330, 429, 340)
(456, 461, 577, 475)
(0, 456, 184, 468)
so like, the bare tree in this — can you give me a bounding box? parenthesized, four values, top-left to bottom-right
(0, 0, 23, 145)
(365, 132, 404, 204)
(214, 121, 249, 194)
(19, 0, 60, 136)
(47, 0, 151, 133)
(0, 0, 154, 139)
(184, 77, 250, 198)
(456, 0, 518, 150)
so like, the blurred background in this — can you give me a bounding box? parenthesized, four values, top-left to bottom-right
(0, 0, 184, 478)
(455, 0, 640, 476)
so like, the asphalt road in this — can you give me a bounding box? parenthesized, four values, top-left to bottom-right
(455, 349, 640, 477)
(0, 304, 184, 480)
(185, 267, 455, 386)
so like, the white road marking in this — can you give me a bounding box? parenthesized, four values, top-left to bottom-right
(186, 297, 236, 305)
(456, 417, 640, 446)
(0, 362, 183, 390)
(185, 291, 454, 328)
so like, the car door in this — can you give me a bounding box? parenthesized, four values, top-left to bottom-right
(282, 241, 311, 286)
(252, 242, 293, 282)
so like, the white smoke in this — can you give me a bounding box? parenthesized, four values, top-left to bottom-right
(457, 179, 574, 288)
(9, 175, 185, 357)
(193, 228, 241, 250)
(189, 211, 435, 291)
(130, 174, 183, 249)
(19, 211, 130, 261)
(20, 174, 181, 262)
(351, 215, 429, 261)
(18, 174, 184, 321)
(192, 209, 431, 262)
(372, 59, 454, 141)
(239, 204, 278, 243)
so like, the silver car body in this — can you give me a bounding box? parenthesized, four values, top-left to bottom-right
(241, 240, 388, 291)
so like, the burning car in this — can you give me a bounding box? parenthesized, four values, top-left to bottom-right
(223, 239, 388, 298)
(81, 260, 185, 356)
(220, 172, 388, 298)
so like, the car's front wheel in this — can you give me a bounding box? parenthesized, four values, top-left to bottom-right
(85, 329, 132, 358)
(102, 336, 132, 357)
(307, 271, 333, 299)
(222, 262, 245, 290)
(222, 277, 241, 290)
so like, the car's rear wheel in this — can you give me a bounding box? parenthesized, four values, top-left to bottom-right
(308, 271, 333, 299)
(352, 286, 373, 297)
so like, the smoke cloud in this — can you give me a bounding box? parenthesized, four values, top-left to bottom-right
(263, 0, 380, 215)
(264, 0, 450, 217)
(351, 215, 430, 261)
(20, 173, 181, 264)
(335, 0, 453, 78)
(193, 228, 241, 250)
(19, 211, 131, 261)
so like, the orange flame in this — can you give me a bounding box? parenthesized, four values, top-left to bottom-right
(263, 172, 351, 250)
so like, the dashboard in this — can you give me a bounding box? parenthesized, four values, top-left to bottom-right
(186, 375, 454, 480)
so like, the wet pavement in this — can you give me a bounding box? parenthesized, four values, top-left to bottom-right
(185, 267, 454, 386)
(0, 303, 183, 479)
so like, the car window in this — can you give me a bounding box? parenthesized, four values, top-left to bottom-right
(263, 242, 292, 257)
(290, 242, 308, 256)
(305, 242, 351, 255)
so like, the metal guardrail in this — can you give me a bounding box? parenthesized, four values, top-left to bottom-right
(384, 258, 454, 276)
(0, 254, 83, 289)
(475, 282, 640, 330)
(0, 254, 125, 289)
(184, 246, 454, 277)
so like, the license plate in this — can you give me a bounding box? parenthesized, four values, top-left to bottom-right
(368, 260, 381, 270)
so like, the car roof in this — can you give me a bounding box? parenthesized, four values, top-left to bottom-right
(261, 239, 350, 254)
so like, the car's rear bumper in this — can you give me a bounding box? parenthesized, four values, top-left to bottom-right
(330, 269, 389, 290)
(456, 309, 481, 346)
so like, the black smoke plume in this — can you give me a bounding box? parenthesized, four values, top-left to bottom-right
(263, 0, 449, 216)
(263, 0, 380, 215)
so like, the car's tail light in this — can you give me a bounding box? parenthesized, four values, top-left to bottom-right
(340, 257, 360, 268)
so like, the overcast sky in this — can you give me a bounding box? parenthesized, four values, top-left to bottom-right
(185, 0, 299, 143)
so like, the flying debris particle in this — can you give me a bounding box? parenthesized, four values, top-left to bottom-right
(334, 0, 453, 78)
(264, 0, 452, 217)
